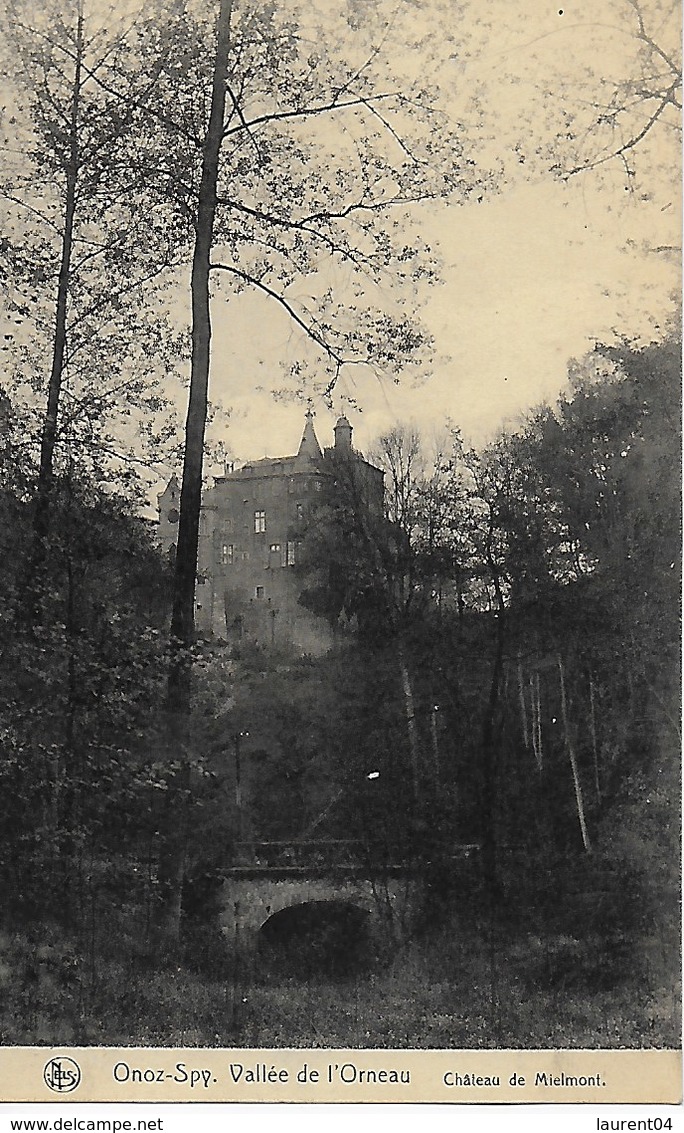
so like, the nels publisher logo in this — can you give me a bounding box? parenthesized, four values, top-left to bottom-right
(43, 1056, 82, 1093)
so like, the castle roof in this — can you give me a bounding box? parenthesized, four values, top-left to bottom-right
(215, 414, 324, 481)
(297, 411, 323, 462)
(158, 472, 179, 500)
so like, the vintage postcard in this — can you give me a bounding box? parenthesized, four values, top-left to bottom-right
(0, 0, 680, 1112)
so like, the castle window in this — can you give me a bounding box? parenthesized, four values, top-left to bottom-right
(296, 502, 304, 521)
(254, 510, 266, 533)
(269, 543, 281, 553)
(314, 479, 322, 491)
(255, 586, 265, 599)
(286, 541, 296, 566)
(167, 508, 179, 524)
(221, 543, 234, 565)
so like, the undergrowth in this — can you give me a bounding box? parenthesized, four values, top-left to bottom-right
(0, 861, 678, 1049)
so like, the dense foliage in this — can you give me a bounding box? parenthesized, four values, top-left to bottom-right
(0, 336, 678, 1046)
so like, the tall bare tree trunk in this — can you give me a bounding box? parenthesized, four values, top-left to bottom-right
(517, 655, 528, 748)
(480, 616, 505, 896)
(29, 2, 83, 579)
(588, 674, 601, 805)
(398, 639, 421, 805)
(429, 701, 440, 786)
(154, 0, 233, 941)
(476, 519, 506, 899)
(558, 655, 591, 853)
(530, 670, 543, 771)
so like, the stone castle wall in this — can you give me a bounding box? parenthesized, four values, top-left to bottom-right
(157, 416, 383, 653)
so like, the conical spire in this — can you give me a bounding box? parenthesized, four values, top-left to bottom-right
(296, 409, 322, 462)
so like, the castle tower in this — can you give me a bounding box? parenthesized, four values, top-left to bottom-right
(334, 415, 353, 453)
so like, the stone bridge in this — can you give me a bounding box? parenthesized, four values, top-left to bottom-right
(216, 840, 479, 957)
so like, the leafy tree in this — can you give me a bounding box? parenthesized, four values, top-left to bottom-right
(148, 0, 486, 659)
(483, 0, 681, 199)
(481, 335, 681, 868)
(0, 467, 171, 921)
(297, 447, 396, 635)
(314, 335, 682, 896)
(557, 0, 681, 187)
(0, 0, 185, 554)
(133, 0, 487, 933)
(370, 424, 465, 612)
(298, 436, 466, 821)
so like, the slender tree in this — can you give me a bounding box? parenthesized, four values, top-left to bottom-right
(139, 0, 487, 933)
(1, 0, 185, 564)
(152, 0, 234, 938)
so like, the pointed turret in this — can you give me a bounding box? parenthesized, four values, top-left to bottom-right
(296, 409, 322, 463)
(157, 471, 179, 509)
(157, 472, 181, 554)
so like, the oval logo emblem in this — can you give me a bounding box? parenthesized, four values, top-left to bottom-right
(43, 1057, 81, 1093)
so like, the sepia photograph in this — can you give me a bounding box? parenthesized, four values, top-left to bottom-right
(0, 0, 680, 1096)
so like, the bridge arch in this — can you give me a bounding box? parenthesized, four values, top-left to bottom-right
(219, 871, 420, 957)
(257, 898, 373, 974)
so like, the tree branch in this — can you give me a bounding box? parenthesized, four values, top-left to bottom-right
(1, 190, 64, 235)
(216, 196, 375, 268)
(209, 260, 369, 393)
(222, 90, 401, 139)
(210, 260, 340, 356)
(627, 0, 681, 76)
(565, 78, 680, 178)
(355, 92, 429, 165)
(224, 81, 263, 164)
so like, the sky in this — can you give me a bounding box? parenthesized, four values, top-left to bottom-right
(1, 0, 679, 486)
(206, 175, 678, 465)
(196, 0, 680, 471)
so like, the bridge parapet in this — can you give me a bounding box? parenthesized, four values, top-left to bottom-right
(233, 839, 367, 868)
(230, 839, 480, 870)
(217, 842, 481, 958)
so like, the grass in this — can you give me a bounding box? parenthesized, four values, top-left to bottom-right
(0, 875, 679, 1049)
